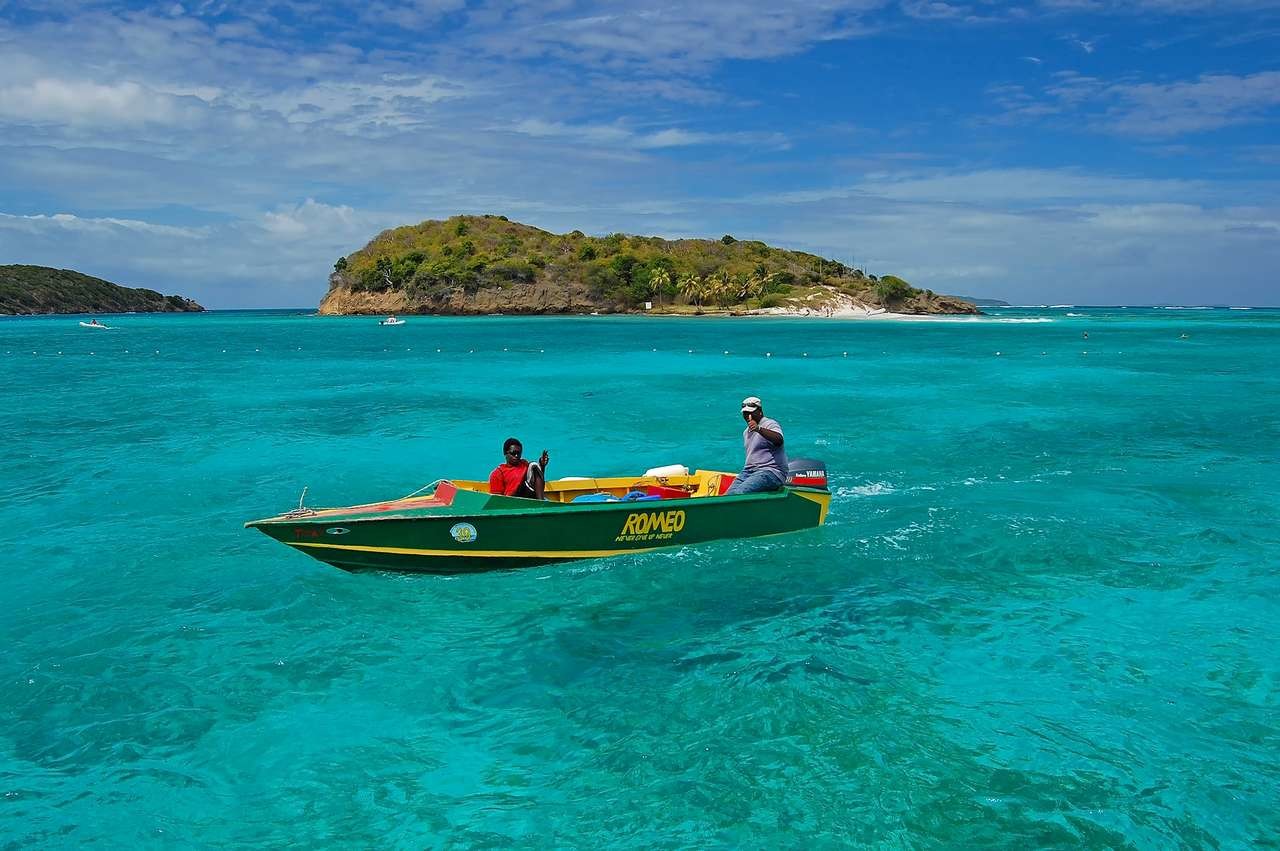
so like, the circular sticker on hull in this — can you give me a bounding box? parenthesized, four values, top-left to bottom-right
(450, 522, 478, 543)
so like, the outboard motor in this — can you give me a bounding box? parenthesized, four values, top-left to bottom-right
(786, 458, 828, 490)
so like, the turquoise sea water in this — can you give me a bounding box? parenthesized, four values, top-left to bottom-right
(3, 307, 1278, 847)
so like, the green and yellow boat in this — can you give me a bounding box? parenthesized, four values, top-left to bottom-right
(245, 461, 830, 574)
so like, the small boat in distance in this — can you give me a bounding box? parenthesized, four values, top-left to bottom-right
(246, 461, 830, 574)
(79, 320, 111, 329)
(379, 315, 405, 325)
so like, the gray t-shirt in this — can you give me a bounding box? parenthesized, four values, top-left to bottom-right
(742, 417, 788, 477)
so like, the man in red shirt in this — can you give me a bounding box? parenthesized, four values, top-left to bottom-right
(488, 437, 550, 499)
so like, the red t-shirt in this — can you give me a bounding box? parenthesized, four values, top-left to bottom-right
(489, 460, 530, 495)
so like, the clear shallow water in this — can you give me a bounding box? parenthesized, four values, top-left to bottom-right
(3, 307, 1278, 847)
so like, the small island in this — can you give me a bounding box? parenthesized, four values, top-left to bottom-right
(0, 265, 204, 316)
(320, 215, 979, 317)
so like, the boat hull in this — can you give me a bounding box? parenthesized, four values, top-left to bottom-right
(247, 482, 829, 574)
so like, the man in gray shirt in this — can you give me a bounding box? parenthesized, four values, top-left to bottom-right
(725, 395, 789, 495)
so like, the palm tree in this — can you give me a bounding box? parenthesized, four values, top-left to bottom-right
(649, 268, 672, 305)
(708, 270, 733, 306)
(678, 274, 702, 306)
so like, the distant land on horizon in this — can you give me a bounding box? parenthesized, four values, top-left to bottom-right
(319, 214, 980, 317)
(957, 297, 1010, 307)
(0, 265, 204, 316)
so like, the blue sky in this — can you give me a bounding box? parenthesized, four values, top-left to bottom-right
(1, 1, 1278, 307)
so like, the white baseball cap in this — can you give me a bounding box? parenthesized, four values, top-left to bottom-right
(740, 396, 762, 412)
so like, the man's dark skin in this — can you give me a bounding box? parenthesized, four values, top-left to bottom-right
(744, 407, 784, 447)
(505, 441, 550, 500)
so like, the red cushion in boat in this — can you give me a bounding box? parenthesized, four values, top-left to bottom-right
(644, 485, 694, 499)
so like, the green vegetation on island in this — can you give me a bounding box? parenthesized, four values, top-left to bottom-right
(0, 265, 204, 315)
(321, 215, 978, 316)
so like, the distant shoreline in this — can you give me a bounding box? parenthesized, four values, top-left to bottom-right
(5, 304, 1276, 319)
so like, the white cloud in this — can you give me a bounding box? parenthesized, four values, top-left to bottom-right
(260, 199, 385, 242)
(1039, 0, 1280, 11)
(901, 1, 968, 19)
(1102, 71, 1280, 136)
(860, 168, 1207, 204)
(990, 70, 1280, 138)
(362, 0, 468, 29)
(1124, 0, 1280, 10)
(726, 170, 1280, 304)
(1065, 34, 1100, 52)
(465, 0, 887, 69)
(0, 211, 204, 238)
(508, 118, 787, 150)
(0, 203, 408, 308)
(0, 78, 197, 127)
(247, 75, 470, 131)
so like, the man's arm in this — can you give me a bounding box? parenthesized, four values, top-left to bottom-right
(530, 462, 546, 500)
(488, 468, 504, 494)
(748, 420, 784, 446)
(756, 427, 783, 446)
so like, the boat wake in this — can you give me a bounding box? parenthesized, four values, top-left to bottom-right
(835, 482, 897, 498)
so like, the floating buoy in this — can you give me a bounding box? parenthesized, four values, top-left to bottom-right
(766, 352, 772, 357)
(995, 351, 1001, 356)
(437, 348, 441, 352)
(843, 352, 847, 356)
(723, 350, 729, 355)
